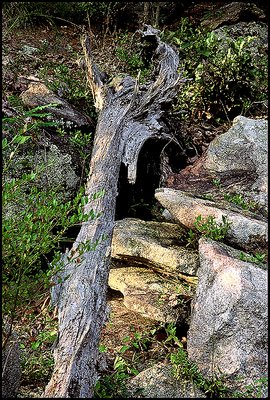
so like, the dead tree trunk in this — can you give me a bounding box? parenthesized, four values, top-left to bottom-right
(44, 25, 183, 398)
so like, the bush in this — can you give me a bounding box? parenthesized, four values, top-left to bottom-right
(2, 105, 95, 346)
(164, 18, 268, 123)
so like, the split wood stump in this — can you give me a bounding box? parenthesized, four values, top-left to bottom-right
(44, 25, 183, 398)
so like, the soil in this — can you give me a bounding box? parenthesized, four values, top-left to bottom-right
(16, 289, 159, 397)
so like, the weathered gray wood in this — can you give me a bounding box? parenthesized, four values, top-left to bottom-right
(44, 25, 182, 398)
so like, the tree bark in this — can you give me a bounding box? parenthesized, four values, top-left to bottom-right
(44, 25, 183, 398)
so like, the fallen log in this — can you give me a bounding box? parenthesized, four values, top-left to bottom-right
(44, 25, 183, 398)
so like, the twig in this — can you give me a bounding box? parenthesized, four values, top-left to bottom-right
(220, 99, 231, 124)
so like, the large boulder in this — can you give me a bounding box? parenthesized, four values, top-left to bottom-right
(213, 21, 268, 57)
(203, 116, 268, 210)
(3, 141, 81, 232)
(109, 218, 201, 323)
(200, 2, 266, 30)
(12, 140, 80, 199)
(187, 237, 268, 397)
(165, 116, 268, 216)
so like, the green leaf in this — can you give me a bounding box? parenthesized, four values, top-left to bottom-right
(2, 138, 8, 149)
(31, 341, 40, 350)
(120, 345, 130, 353)
(30, 172, 36, 180)
(99, 344, 107, 353)
(13, 135, 31, 144)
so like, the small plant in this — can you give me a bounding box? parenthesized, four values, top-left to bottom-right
(6, 94, 24, 109)
(163, 323, 183, 348)
(170, 347, 229, 397)
(21, 351, 54, 382)
(69, 129, 92, 150)
(239, 251, 266, 265)
(231, 376, 268, 398)
(16, 312, 58, 386)
(224, 193, 258, 211)
(95, 322, 184, 397)
(94, 348, 139, 398)
(28, 329, 58, 351)
(194, 214, 231, 241)
(201, 193, 214, 201)
(95, 330, 151, 397)
(130, 332, 151, 352)
(186, 228, 199, 248)
(171, 348, 268, 398)
(212, 178, 222, 188)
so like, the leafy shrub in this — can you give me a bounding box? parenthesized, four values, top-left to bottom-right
(95, 322, 182, 398)
(164, 18, 268, 122)
(231, 377, 268, 398)
(171, 347, 228, 397)
(21, 351, 54, 382)
(2, 105, 96, 346)
(239, 251, 266, 265)
(223, 193, 257, 211)
(194, 214, 231, 240)
(186, 214, 231, 247)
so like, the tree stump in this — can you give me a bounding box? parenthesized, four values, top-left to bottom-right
(44, 25, 183, 398)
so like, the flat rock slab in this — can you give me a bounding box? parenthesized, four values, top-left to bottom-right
(126, 362, 206, 398)
(112, 218, 199, 278)
(109, 266, 193, 323)
(155, 188, 268, 253)
(187, 237, 268, 397)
